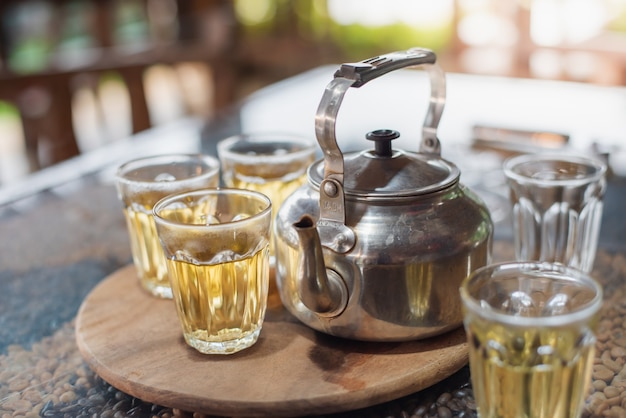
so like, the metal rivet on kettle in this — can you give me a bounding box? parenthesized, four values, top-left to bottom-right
(323, 181, 338, 197)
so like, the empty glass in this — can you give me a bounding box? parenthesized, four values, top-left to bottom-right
(503, 153, 607, 272)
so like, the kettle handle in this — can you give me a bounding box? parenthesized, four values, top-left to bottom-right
(313, 48, 445, 251)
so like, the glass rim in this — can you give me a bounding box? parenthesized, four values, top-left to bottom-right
(152, 188, 272, 230)
(459, 261, 603, 327)
(115, 153, 220, 186)
(217, 132, 317, 163)
(502, 153, 607, 187)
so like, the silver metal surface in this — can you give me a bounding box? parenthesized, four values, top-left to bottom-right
(275, 48, 494, 341)
(293, 215, 348, 318)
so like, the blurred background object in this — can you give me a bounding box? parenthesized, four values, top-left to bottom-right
(0, 0, 237, 181)
(1, 0, 626, 185)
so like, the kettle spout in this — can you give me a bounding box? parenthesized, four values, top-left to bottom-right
(293, 216, 348, 318)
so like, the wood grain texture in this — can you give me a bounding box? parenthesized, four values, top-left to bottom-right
(75, 265, 468, 417)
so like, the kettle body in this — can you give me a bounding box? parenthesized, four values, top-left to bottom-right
(274, 48, 493, 341)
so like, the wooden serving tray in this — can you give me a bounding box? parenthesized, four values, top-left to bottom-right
(75, 265, 468, 417)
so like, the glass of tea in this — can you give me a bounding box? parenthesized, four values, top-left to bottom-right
(153, 188, 272, 355)
(217, 133, 316, 263)
(503, 153, 607, 272)
(115, 154, 220, 299)
(460, 261, 603, 418)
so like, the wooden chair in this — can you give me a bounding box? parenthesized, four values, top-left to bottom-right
(0, 0, 238, 173)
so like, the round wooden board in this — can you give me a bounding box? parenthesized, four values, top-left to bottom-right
(75, 265, 469, 417)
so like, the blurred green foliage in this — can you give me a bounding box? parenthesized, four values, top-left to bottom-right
(325, 23, 453, 60)
(0, 101, 20, 119)
(234, 0, 454, 60)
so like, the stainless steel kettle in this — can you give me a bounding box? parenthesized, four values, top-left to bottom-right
(274, 47, 493, 341)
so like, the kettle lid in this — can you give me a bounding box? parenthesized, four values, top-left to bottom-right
(308, 129, 459, 199)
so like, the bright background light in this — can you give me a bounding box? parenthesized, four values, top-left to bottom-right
(326, 0, 453, 28)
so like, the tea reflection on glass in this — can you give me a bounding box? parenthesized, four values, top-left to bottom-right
(460, 262, 603, 418)
(153, 189, 272, 355)
(115, 154, 220, 299)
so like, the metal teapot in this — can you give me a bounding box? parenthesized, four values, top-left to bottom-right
(274, 48, 493, 342)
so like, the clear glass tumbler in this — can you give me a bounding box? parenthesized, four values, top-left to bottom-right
(153, 188, 272, 355)
(217, 133, 316, 262)
(115, 154, 220, 298)
(460, 261, 603, 418)
(503, 153, 607, 272)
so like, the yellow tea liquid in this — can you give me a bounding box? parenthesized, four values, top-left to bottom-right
(226, 162, 311, 257)
(117, 157, 219, 298)
(228, 167, 308, 212)
(167, 245, 270, 354)
(124, 206, 170, 298)
(466, 319, 595, 418)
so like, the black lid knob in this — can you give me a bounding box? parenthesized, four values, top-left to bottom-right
(366, 129, 399, 157)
